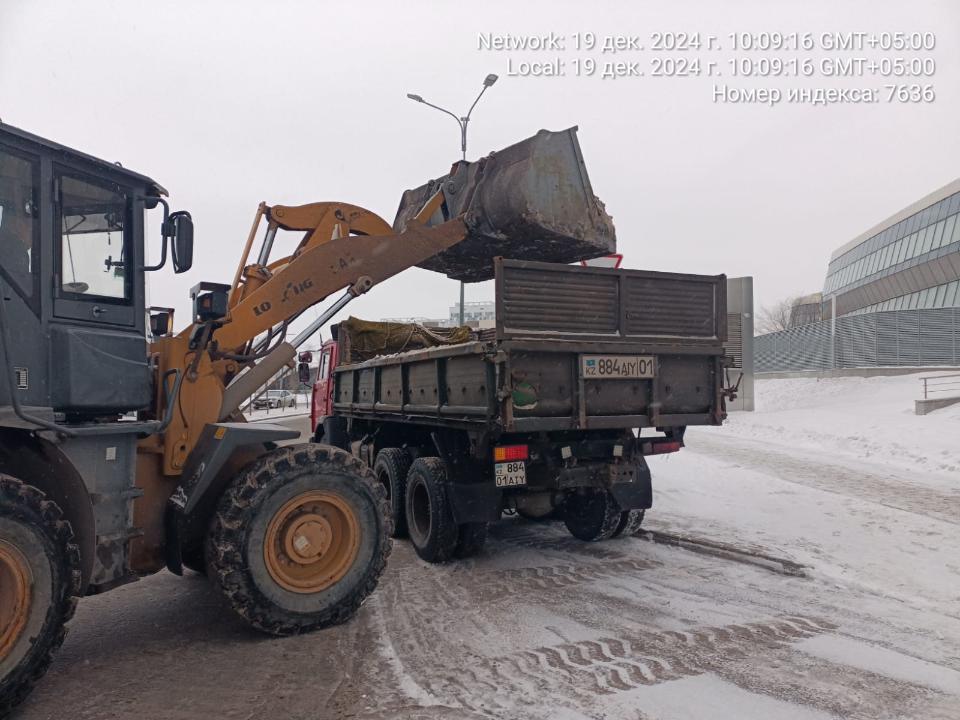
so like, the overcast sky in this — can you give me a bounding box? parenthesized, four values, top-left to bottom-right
(2, 0, 958, 341)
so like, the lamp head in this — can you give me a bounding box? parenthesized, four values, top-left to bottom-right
(483, 74, 498, 87)
(406, 93, 424, 102)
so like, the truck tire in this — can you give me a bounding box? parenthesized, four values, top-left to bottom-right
(611, 509, 645, 538)
(373, 448, 412, 538)
(454, 523, 488, 559)
(563, 489, 622, 542)
(0, 475, 81, 715)
(205, 443, 391, 635)
(404, 458, 458, 563)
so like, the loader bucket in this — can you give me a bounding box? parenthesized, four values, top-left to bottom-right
(394, 127, 616, 282)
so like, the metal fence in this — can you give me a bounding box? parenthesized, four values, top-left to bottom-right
(756, 307, 960, 372)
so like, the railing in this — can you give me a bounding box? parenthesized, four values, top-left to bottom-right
(920, 372, 960, 399)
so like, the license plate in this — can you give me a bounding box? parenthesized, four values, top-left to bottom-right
(495, 461, 527, 487)
(581, 355, 656, 379)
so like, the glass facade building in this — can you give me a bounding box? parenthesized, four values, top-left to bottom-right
(822, 178, 960, 318)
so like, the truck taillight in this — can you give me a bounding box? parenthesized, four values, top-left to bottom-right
(641, 440, 682, 456)
(494, 445, 529, 462)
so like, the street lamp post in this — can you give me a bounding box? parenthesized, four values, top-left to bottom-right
(407, 74, 499, 325)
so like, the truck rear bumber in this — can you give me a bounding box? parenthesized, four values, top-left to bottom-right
(333, 258, 728, 433)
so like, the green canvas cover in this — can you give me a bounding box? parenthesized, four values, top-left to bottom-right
(338, 316, 472, 364)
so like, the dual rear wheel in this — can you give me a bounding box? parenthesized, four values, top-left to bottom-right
(563, 488, 645, 542)
(373, 450, 488, 564)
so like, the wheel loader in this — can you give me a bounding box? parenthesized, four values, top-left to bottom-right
(0, 123, 615, 712)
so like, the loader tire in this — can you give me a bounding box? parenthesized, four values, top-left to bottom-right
(611, 509, 645, 538)
(404, 458, 458, 563)
(563, 489, 622, 542)
(373, 448, 412, 539)
(453, 522, 488, 559)
(205, 443, 391, 636)
(0, 475, 81, 716)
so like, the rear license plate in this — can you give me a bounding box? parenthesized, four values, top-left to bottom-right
(581, 355, 656, 379)
(495, 461, 527, 487)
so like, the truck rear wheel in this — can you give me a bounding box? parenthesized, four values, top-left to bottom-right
(373, 448, 412, 538)
(563, 489, 622, 542)
(205, 444, 391, 635)
(0, 476, 81, 715)
(404, 458, 458, 563)
(612, 509, 645, 538)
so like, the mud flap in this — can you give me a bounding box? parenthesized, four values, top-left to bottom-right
(607, 458, 653, 511)
(165, 422, 300, 574)
(446, 482, 503, 524)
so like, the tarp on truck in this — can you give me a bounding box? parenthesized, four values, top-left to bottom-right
(394, 127, 616, 283)
(336, 316, 472, 364)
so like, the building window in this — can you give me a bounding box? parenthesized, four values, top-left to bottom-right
(934, 284, 947, 307)
(932, 220, 946, 250)
(947, 280, 960, 306)
(906, 233, 918, 260)
(948, 214, 960, 246)
(919, 225, 934, 255)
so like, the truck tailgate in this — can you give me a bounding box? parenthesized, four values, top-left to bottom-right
(495, 258, 725, 344)
(495, 259, 727, 430)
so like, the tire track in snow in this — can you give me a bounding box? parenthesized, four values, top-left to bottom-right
(441, 616, 836, 708)
(687, 432, 960, 525)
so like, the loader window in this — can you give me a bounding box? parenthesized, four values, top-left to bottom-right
(58, 175, 129, 300)
(0, 148, 39, 302)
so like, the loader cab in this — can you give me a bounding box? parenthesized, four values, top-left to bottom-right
(0, 123, 189, 421)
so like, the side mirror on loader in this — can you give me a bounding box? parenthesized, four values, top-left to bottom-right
(171, 212, 194, 274)
(143, 200, 195, 274)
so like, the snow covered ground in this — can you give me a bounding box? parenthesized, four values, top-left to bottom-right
(643, 372, 960, 718)
(718, 372, 960, 476)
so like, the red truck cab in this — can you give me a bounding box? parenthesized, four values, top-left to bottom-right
(310, 337, 340, 435)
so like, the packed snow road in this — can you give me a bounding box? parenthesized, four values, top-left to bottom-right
(14, 376, 960, 720)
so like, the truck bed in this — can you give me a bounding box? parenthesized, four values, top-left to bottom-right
(332, 259, 728, 433)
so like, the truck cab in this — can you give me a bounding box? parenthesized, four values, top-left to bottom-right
(310, 336, 340, 435)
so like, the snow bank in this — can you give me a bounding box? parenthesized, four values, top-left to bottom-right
(723, 372, 960, 478)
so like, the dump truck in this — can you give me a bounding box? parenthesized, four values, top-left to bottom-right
(311, 258, 732, 562)
(0, 123, 616, 712)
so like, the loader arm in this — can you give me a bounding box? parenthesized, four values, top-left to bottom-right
(215, 196, 459, 351)
(149, 192, 463, 476)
